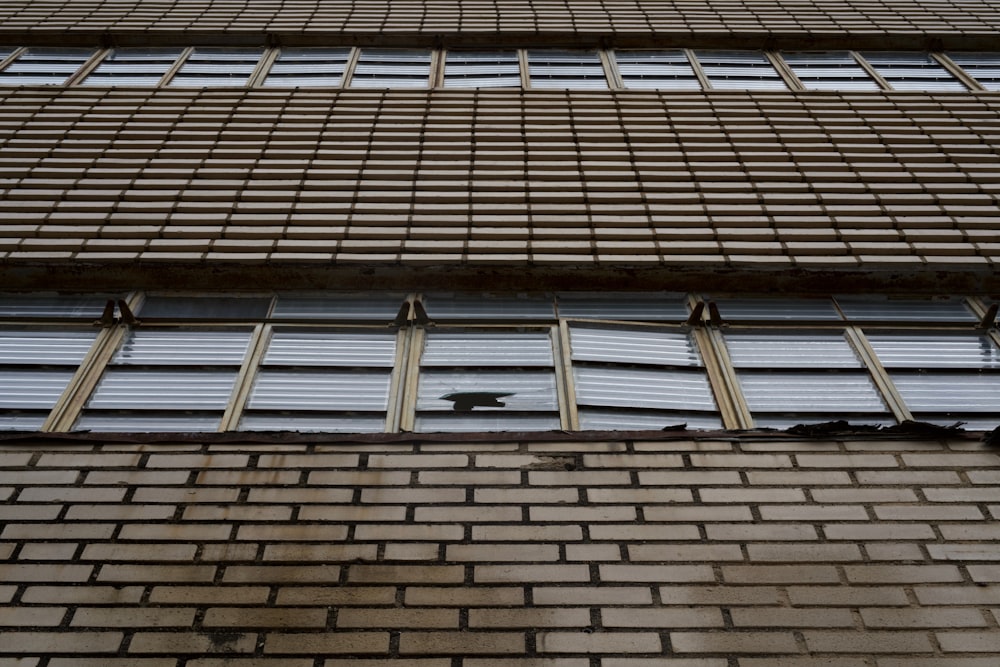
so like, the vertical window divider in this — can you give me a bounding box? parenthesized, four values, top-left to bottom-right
(843, 326, 913, 423)
(517, 49, 530, 89)
(552, 321, 574, 430)
(157, 46, 193, 87)
(64, 48, 108, 86)
(341, 47, 361, 88)
(219, 322, 271, 432)
(385, 325, 412, 433)
(43, 323, 129, 432)
(850, 51, 892, 90)
(248, 47, 280, 88)
(600, 49, 623, 89)
(695, 325, 748, 429)
(684, 49, 712, 90)
(429, 47, 446, 88)
(0, 47, 25, 73)
(932, 52, 986, 91)
(766, 51, 805, 91)
(398, 325, 425, 432)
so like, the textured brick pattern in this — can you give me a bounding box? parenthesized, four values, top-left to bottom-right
(1, 88, 999, 285)
(0, 436, 998, 663)
(0, 0, 999, 38)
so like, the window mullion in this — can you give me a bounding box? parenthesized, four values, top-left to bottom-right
(385, 326, 412, 433)
(248, 47, 280, 88)
(218, 322, 270, 432)
(157, 46, 193, 87)
(0, 47, 25, 72)
(517, 49, 530, 89)
(683, 48, 712, 90)
(696, 326, 749, 429)
(399, 326, 425, 432)
(64, 48, 108, 86)
(850, 51, 892, 90)
(767, 51, 805, 91)
(551, 322, 572, 430)
(844, 326, 913, 422)
(600, 49, 622, 89)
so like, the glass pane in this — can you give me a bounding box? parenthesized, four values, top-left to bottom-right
(739, 372, 887, 413)
(351, 49, 431, 88)
(416, 413, 560, 432)
(0, 329, 98, 364)
(0, 48, 94, 85)
(616, 50, 700, 90)
(240, 413, 386, 432)
(168, 48, 263, 86)
(528, 50, 607, 89)
(570, 326, 702, 367)
(867, 334, 1000, 369)
(444, 51, 520, 88)
(0, 412, 47, 431)
(725, 333, 863, 368)
(86, 369, 239, 409)
(693, 50, 787, 90)
(557, 293, 690, 321)
(81, 48, 184, 86)
(862, 52, 967, 91)
(782, 51, 881, 91)
(574, 366, 717, 410)
(579, 409, 722, 431)
(713, 298, 841, 321)
(264, 330, 397, 367)
(422, 293, 554, 320)
(74, 413, 221, 432)
(422, 332, 554, 367)
(417, 370, 558, 411)
(263, 47, 351, 86)
(837, 297, 976, 321)
(947, 52, 1000, 91)
(138, 296, 271, 319)
(891, 374, 1000, 412)
(112, 329, 253, 365)
(0, 294, 110, 318)
(0, 369, 76, 408)
(272, 294, 405, 320)
(247, 370, 391, 411)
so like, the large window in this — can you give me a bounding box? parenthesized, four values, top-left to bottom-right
(0, 292, 997, 433)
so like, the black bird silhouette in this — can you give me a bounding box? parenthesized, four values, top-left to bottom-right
(440, 392, 514, 411)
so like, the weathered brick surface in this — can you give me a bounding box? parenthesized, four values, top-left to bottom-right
(0, 436, 998, 662)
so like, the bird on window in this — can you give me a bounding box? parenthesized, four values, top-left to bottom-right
(440, 391, 514, 411)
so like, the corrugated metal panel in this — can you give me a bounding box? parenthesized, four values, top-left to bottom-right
(271, 294, 404, 320)
(112, 329, 253, 365)
(351, 49, 431, 87)
(725, 333, 863, 368)
(782, 51, 881, 91)
(578, 408, 722, 431)
(0, 295, 110, 318)
(138, 296, 271, 319)
(86, 369, 239, 409)
(0, 329, 98, 364)
(838, 297, 975, 321)
(738, 372, 887, 412)
(416, 413, 560, 433)
(557, 293, 689, 321)
(263, 330, 397, 367)
(423, 294, 554, 320)
(263, 48, 351, 87)
(422, 332, 554, 367)
(240, 413, 386, 432)
(416, 370, 558, 411)
(569, 326, 702, 367)
(0, 48, 94, 85)
(947, 52, 1000, 91)
(168, 48, 263, 86)
(247, 370, 390, 410)
(615, 50, 701, 90)
(444, 51, 521, 88)
(0, 369, 75, 408)
(713, 298, 841, 321)
(528, 50, 608, 89)
(574, 366, 716, 410)
(81, 48, 184, 86)
(862, 52, 967, 91)
(868, 334, 1000, 369)
(74, 413, 221, 432)
(891, 373, 1000, 412)
(693, 50, 788, 90)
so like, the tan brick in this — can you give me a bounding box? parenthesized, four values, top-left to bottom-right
(256, 454, 360, 468)
(533, 587, 653, 605)
(149, 586, 271, 605)
(731, 607, 855, 627)
(603, 608, 724, 628)
(247, 488, 354, 503)
(476, 564, 590, 583)
(416, 506, 522, 522)
(0, 607, 67, 626)
(589, 525, 701, 541)
(537, 632, 661, 654)
(670, 632, 799, 653)
(419, 471, 520, 485)
(861, 607, 988, 628)
(82, 544, 197, 561)
(0, 564, 93, 582)
(18, 543, 79, 560)
(531, 506, 636, 522)
(276, 587, 397, 606)
(787, 586, 909, 606)
(368, 454, 467, 468)
(18, 487, 127, 502)
(529, 471, 631, 486)
(22, 586, 144, 605)
(349, 564, 464, 584)
(264, 632, 390, 654)
(723, 565, 840, 584)
(50, 660, 175, 667)
(629, 545, 743, 561)
(236, 525, 348, 541)
(363, 488, 466, 503)
(404, 587, 524, 607)
(747, 543, 862, 562)
(470, 608, 591, 628)
(309, 471, 411, 485)
(262, 544, 376, 562)
(337, 608, 459, 629)
(587, 489, 693, 503)
(354, 524, 464, 541)
(203, 608, 328, 628)
(707, 524, 818, 541)
(67, 505, 176, 520)
(71, 607, 197, 627)
(447, 544, 559, 561)
(824, 524, 936, 540)
(0, 632, 123, 653)
(0, 505, 61, 521)
(844, 564, 963, 583)
(473, 525, 583, 542)
(324, 661, 447, 667)
(600, 565, 715, 583)
(399, 632, 524, 654)
(804, 631, 933, 653)
(223, 565, 343, 583)
(698, 488, 807, 502)
(583, 454, 683, 468)
(746, 471, 853, 485)
(2, 524, 115, 540)
(145, 454, 249, 468)
(638, 471, 741, 485)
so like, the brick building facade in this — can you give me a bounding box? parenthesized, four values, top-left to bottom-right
(1, 0, 1000, 663)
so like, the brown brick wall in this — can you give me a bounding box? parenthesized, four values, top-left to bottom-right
(0, 435, 998, 663)
(2, 88, 999, 289)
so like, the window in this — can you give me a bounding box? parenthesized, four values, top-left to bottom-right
(0, 48, 95, 85)
(615, 50, 701, 90)
(81, 48, 185, 86)
(262, 48, 352, 87)
(946, 52, 1000, 91)
(692, 50, 788, 90)
(782, 51, 881, 91)
(350, 49, 431, 88)
(860, 52, 966, 91)
(527, 50, 608, 89)
(443, 51, 521, 88)
(167, 48, 264, 87)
